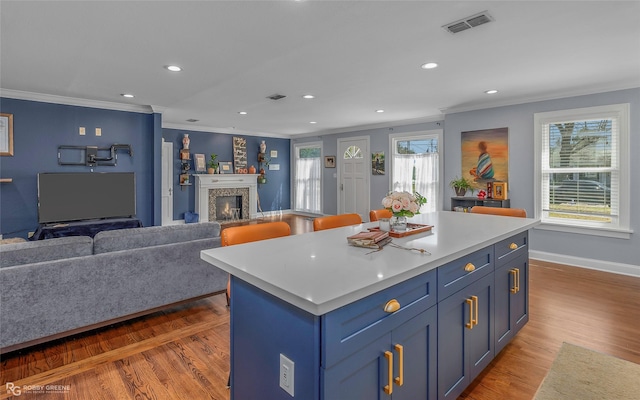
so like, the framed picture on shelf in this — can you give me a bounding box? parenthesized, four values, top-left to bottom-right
(194, 154, 206, 173)
(219, 161, 233, 174)
(324, 156, 336, 168)
(493, 181, 508, 200)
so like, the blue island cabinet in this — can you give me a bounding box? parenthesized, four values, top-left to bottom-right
(230, 268, 437, 400)
(227, 231, 529, 400)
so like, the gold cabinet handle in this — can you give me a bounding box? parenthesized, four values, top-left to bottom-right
(384, 299, 401, 313)
(510, 269, 518, 293)
(515, 268, 520, 293)
(472, 295, 479, 327)
(394, 344, 404, 387)
(384, 351, 393, 395)
(465, 298, 474, 329)
(509, 242, 518, 250)
(464, 263, 475, 272)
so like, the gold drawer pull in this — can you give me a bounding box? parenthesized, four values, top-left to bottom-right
(384, 351, 393, 394)
(465, 298, 474, 329)
(384, 299, 401, 313)
(509, 243, 518, 250)
(510, 269, 517, 293)
(464, 263, 475, 272)
(394, 344, 404, 387)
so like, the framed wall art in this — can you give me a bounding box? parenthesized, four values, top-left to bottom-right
(372, 151, 385, 175)
(324, 156, 336, 168)
(194, 153, 206, 172)
(461, 127, 508, 191)
(0, 113, 14, 156)
(233, 136, 247, 173)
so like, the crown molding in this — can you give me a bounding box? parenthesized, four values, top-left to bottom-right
(441, 83, 640, 115)
(162, 122, 292, 139)
(294, 114, 445, 138)
(0, 88, 154, 114)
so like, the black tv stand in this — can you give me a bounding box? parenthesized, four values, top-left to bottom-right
(32, 217, 142, 240)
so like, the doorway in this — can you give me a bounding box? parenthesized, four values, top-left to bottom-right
(337, 136, 370, 219)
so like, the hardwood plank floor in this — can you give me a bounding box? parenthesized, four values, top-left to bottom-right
(2, 214, 638, 399)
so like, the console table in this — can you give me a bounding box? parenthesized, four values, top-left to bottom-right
(451, 196, 510, 211)
(201, 212, 539, 400)
(31, 218, 142, 240)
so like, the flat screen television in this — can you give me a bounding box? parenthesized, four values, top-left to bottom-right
(37, 172, 136, 224)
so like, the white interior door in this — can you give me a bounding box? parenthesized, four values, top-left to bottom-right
(161, 140, 174, 225)
(338, 137, 370, 219)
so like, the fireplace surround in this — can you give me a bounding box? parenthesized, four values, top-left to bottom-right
(194, 174, 259, 223)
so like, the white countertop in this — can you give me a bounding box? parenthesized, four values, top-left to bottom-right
(201, 211, 540, 316)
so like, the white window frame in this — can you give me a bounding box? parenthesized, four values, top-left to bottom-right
(534, 104, 631, 238)
(292, 141, 323, 215)
(389, 129, 444, 212)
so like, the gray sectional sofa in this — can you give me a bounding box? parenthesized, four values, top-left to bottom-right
(0, 222, 225, 353)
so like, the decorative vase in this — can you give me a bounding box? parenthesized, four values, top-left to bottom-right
(249, 165, 257, 174)
(259, 140, 267, 154)
(391, 215, 408, 232)
(182, 134, 190, 150)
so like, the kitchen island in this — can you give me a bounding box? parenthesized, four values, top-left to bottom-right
(201, 211, 539, 400)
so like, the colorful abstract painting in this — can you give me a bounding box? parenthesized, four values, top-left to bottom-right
(461, 128, 509, 191)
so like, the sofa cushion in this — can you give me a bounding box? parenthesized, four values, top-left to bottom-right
(0, 236, 94, 268)
(93, 222, 221, 254)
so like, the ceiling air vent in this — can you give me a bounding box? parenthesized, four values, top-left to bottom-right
(267, 94, 286, 101)
(443, 11, 493, 34)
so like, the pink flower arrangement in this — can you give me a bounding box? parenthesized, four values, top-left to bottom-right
(382, 191, 427, 218)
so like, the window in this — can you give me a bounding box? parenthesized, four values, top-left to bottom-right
(389, 130, 443, 213)
(293, 142, 322, 214)
(534, 104, 630, 237)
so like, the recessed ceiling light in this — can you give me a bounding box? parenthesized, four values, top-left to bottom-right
(376, 109, 385, 113)
(121, 93, 134, 98)
(165, 65, 182, 72)
(302, 94, 315, 99)
(310, 121, 317, 124)
(421, 62, 438, 69)
(485, 89, 498, 94)
(238, 111, 248, 115)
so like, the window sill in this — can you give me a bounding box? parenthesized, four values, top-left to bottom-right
(536, 222, 632, 239)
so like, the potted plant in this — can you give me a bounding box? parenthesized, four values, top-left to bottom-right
(208, 154, 218, 174)
(449, 176, 474, 197)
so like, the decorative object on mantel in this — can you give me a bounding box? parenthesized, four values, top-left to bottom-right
(259, 140, 267, 154)
(208, 154, 218, 174)
(219, 161, 233, 174)
(449, 176, 474, 197)
(248, 165, 256, 174)
(182, 133, 190, 150)
(0, 113, 14, 156)
(233, 136, 248, 173)
(194, 153, 206, 173)
(381, 191, 426, 232)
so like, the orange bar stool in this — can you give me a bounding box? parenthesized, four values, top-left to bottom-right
(369, 209, 393, 222)
(313, 213, 362, 231)
(470, 206, 527, 218)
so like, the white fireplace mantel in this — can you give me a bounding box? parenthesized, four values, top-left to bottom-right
(194, 174, 259, 222)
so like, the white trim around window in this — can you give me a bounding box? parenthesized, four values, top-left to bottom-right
(534, 103, 631, 239)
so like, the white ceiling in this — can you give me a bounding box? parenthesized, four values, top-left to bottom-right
(1, 1, 639, 137)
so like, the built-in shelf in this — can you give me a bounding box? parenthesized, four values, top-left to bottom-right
(0, 178, 13, 183)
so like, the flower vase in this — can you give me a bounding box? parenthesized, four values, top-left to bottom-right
(391, 215, 408, 232)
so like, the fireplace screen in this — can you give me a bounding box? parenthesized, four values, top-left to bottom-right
(216, 195, 243, 221)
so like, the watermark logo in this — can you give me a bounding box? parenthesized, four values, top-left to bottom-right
(6, 382, 71, 396)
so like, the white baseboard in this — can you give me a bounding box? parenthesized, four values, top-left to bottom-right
(529, 250, 640, 278)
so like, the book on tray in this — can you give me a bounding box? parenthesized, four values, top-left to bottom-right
(347, 230, 391, 249)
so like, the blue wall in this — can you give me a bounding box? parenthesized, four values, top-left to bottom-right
(0, 97, 155, 238)
(163, 128, 290, 220)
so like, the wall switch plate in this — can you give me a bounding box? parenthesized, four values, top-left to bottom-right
(95, 127, 102, 136)
(279, 353, 294, 396)
(79, 127, 86, 135)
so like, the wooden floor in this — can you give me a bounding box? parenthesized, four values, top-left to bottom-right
(2, 214, 639, 400)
